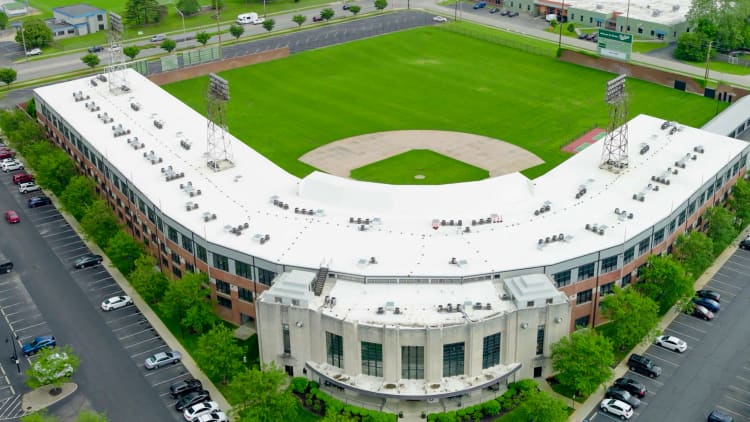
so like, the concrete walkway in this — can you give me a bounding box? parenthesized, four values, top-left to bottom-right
(48, 194, 232, 416)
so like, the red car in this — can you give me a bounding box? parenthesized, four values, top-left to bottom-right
(0, 150, 15, 160)
(313, 15, 323, 22)
(5, 210, 19, 224)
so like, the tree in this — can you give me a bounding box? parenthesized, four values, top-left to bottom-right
(729, 178, 750, 224)
(229, 24, 245, 39)
(105, 230, 143, 275)
(515, 390, 568, 422)
(80, 200, 120, 249)
(21, 411, 57, 422)
(196, 31, 210, 46)
(705, 206, 737, 253)
(672, 231, 714, 278)
(320, 8, 335, 21)
(123, 46, 141, 60)
(177, 0, 200, 15)
(15, 17, 53, 48)
(374, 0, 388, 11)
(60, 176, 95, 220)
(636, 255, 693, 314)
(195, 324, 246, 384)
(75, 411, 108, 422)
(25, 346, 80, 392)
(322, 411, 358, 422)
(160, 39, 177, 52)
(27, 146, 76, 195)
(211, 0, 224, 9)
(0, 68, 17, 88)
(348, 5, 361, 15)
(551, 328, 613, 396)
(124, 0, 161, 25)
(227, 363, 297, 422)
(128, 255, 169, 304)
(674, 32, 711, 62)
(685, 0, 750, 52)
(292, 14, 307, 28)
(600, 286, 660, 350)
(159, 272, 210, 335)
(0, 12, 8, 30)
(26, 98, 35, 117)
(182, 297, 217, 334)
(262, 19, 276, 32)
(81, 53, 100, 69)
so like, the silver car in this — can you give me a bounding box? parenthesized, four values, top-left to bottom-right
(144, 350, 181, 369)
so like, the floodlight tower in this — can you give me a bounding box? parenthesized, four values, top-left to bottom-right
(106, 12, 130, 94)
(600, 74, 629, 172)
(206, 73, 234, 171)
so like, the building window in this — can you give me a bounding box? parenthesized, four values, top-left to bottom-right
(637, 263, 647, 277)
(576, 289, 592, 304)
(217, 296, 231, 308)
(638, 27, 643, 34)
(653, 228, 665, 245)
(236, 260, 252, 278)
(170, 251, 180, 264)
(97, 14, 103, 21)
(687, 201, 696, 216)
(669, 219, 677, 233)
(216, 279, 230, 295)
(213, 253, 229, 271)
(578, 262, 595, 280)
(623, 247, 634, 264)
(196, 245, 207, 262)
(536, 325, 545, 355)
(601, 256, 618, 273)
(482, 333, 501, 369)
(167, 226, 178, 242)
(185, 263, 194, 273)
(181, 235, 193, 253)
(553, 270, 571, 287)
(326, 332, 344, 368)
(639, 237, 651, 255)
(258, 268, 276, 286)
(677, 210, 687, 226)
(401, 346, 424, 379)
(621, 273, 632, 286)
(600, 282, 615, 296)
(361, 342, 383, 377)
(574, 315, 590, 329)
(172, 266, 182, 279)
(443, 342, 465, 377)
(282, 323, 291, 354)
(238, 287, 253, 302)
(147, 208, 155, 223)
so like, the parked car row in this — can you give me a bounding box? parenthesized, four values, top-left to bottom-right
(165, 376, 226, 420)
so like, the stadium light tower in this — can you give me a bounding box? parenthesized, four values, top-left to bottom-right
(600, 74, 629, 172)
(205, 73, 234, 171)
(106, 12, 130, 94)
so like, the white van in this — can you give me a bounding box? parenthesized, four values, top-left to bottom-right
(237, 12, 259, 24)
(150, 34, 166, 42)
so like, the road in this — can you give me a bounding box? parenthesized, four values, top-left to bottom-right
(0, 175, 181, 421)
(584, 249, 750, 422)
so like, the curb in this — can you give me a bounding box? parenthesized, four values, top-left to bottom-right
(567, 228, 749, 421)
(22, 382, 78, 414)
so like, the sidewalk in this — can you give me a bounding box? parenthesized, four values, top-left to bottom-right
(560, 228, 750, 422)
(49, 195, 232, 415)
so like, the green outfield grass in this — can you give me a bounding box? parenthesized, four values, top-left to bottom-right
(350, 150, 489, 185)
(164, 23, 726, 183)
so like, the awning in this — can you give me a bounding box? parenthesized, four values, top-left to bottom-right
(655, 30, 667, 35)
(595, 18, 604, 23)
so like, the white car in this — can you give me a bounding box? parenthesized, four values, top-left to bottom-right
(251, 17, 265, 25)
(196, 411, 228, 422)
(101, 295, 133, 311)
(18, 182, 40, 194)
(654, 335, 687, 353)
(0, 158, 15, 164)
(32, 352, 73, 384)
(433, 15, 448, 22)
(600, 398, 633, 419)
(26, 48, 42, 57)
(2, 160, 23, 172)
(184, 401, 220, 421)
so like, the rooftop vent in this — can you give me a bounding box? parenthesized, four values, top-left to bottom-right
(143, 150, 163, 165)
(97, 112, 113, 123)
(672, 4, 680, 11)
(161, 165, 185, 182)
(185, 201, 199, 211)
(254, 233, 271, 245)
(112, 124, 130, 138)
(534, 201, 552, 216)
(153, 119, 165, 129)
(377, 307, 385, 314)
(661, 121, 672, 130)
(127, 137, 144, 150)
(90, 78, 98, 87)
(585, 223, 607, 235)
(179, 139, 191, 150)
(639, 143, 650, 155)
(202, 212, 217, 222)
(614, 208, 634, 220)
(85, 101, 99, 112)
(226, 222, 249, 236)
(652, 8, 661, 16)
(180, 181, 202, 197)
(73, 91, 90, 102)
(130, 102, 141, 111)
(694, 145, 705, 154)
(97, 74, 107, 82)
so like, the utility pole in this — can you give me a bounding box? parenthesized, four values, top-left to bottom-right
(704, 40, 713, 84)
(557, 0, 565, 50)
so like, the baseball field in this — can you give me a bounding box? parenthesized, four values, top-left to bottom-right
(164, 22, 725, 183)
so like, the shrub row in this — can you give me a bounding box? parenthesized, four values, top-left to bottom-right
(292, 377, 396, 421)
(426, 379, 537, 422)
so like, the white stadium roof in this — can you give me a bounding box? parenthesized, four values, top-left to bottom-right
(567, 0, 691, 25)
(34, 69, 748, 279)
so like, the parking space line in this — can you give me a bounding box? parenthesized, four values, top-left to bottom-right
(118, 328, 156, 341)
(664, 327, 701, 342)
(153, 373, 188, 387)
(5, 307, 35, 316)
(113, 320, 149, 332)
(130, 344, 167, 357)
(643, 352, 679, 366)
(716, 405, 744, 418)
(14, 321, 47, 332)
(724, 392, 750, 408)
(709, 278, 742, 291)
(0, 286, 21, 295)
(627, 372, 664, 386)
(703, 285, 736, 297)
(106, 312, 144, 323)
(9, 315, 43, 325)
(125, 337, 162, 350)
(671, 319, 708, 333)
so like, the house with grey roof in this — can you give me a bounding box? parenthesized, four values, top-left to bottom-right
(50, 4, 107, 38)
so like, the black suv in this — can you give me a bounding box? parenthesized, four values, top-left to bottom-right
(613, 377, 646, 398)
(73, 253, 103, 269)
(169, 378, 203, 398)
(605, 386, 641, 408)
(175, 389, 211, 411)
(28, 195, 51, 208)
(627, 353, 662, 377)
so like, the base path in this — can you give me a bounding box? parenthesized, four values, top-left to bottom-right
(299, 130, 544, 178)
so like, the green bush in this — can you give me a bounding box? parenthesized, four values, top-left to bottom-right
(482, 399, 500, 416)
(291, 377, 309, 394)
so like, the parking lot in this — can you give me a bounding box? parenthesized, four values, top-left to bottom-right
(586, 248, 750, 421)
(0, 170, 189, 421)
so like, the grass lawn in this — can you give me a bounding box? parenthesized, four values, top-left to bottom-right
(632, 41, 668, 54)
(350, 150, 489, 184)
(677, 58, 750, 76)
(164, 23, 725, 183)
(28, 0, 338, 38)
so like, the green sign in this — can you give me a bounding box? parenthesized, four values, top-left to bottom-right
(597, 29, 632, 62)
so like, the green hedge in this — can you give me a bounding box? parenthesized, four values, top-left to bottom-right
(292, 377, 395, 421)
(426, 380, 538, 422)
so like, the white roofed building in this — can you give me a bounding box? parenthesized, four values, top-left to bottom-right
(32, 69, 749, 404)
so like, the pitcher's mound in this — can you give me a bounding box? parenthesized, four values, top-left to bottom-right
(299, 130, 543, 178)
